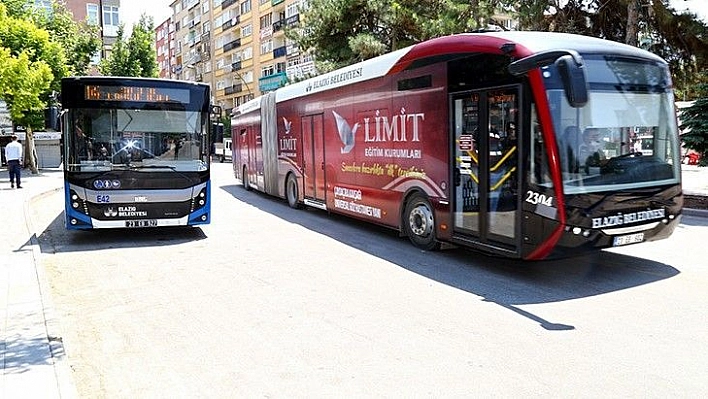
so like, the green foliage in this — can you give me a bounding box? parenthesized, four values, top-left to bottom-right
(37, 1, 102, 76)
(288, 0, 441, 67)
(679, 82, 708, 166)
(0, 0, 28, 18)
(292, 0, 707, 99)
(100, 15, 158, 78)
(0, 2, 57, 128)
(0, 47, 53, 122)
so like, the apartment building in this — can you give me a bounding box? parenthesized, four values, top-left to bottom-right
(165, 0, 314, 115)
(62, 0, 122, 62)
(155, 18, 173, 79)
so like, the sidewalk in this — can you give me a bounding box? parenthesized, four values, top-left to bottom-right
(0, 164, 706, 399)
(0, 167, 74, 399)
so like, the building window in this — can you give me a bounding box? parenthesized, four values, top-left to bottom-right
(87, 4, 99, 25)
(259, 13, 272, 29)
(276, 62, 286, 73)
(103, 5, 119, 26)
(261, 64, 274, 78)
(242, 46, 253, 60)
(286, 1, 300, 18)
(240, 0, 251, 14)
(242, 24, 252, 37)
(202, 1, 210, 13)
(260, 39, 272, 55)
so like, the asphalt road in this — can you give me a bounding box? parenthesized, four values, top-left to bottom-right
(32, 163, 708, 397)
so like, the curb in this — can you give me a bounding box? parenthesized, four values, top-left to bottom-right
(683, 207, 708, 218)
(25, 185, 79, 399)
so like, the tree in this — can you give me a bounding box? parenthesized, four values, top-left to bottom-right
(0, 2, 62, 173)
(679, 80, 708, 166)
(37, 1, 102, 76)
(100, 14, 158, 77)
(288, 0, 441, 70)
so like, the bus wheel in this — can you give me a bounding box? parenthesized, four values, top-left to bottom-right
(403, 194, 440, 250)
(242, 166, 251, 191)
(286, 174, 301, 209)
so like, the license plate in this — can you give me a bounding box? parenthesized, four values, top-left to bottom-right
(613, 233, 644, 246)
(125, 219, 158, 228)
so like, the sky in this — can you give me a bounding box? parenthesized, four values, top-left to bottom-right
(119, 0, 708, 36)
(120, 0, 172, 35)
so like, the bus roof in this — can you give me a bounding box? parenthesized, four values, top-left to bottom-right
(235, 31, 666, 115)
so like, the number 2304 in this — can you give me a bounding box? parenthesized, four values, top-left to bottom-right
(525, 191, 553, 206)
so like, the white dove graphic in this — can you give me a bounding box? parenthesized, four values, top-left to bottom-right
(282, 117, 292, 134)
(332, 111, 359, 154)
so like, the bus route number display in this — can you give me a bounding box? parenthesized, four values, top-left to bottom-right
(84, 85, 190, 103)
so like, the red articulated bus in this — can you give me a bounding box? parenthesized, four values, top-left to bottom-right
(231, 31, 683, 260)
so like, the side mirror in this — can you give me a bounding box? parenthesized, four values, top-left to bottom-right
(509, 49, 589, 108)
(555, 55, 588, 108)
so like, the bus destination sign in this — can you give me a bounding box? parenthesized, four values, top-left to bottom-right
(84, 85, 190, 103)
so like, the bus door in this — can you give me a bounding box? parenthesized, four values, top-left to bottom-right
(301, 114, 326, 204)
(451, 86, 520, 251)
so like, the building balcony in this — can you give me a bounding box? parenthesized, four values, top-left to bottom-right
(231, 60, 242, 71)
(222, 15, 240, 30)
(286, 43, 299, 56)
(224, 84, 243, 95)
(285, 14, 300, 27)
(258, 72, 288, 92)
(222, 0, 238, 9)
(272, 20, 284, 32)
(223, 38, 241, 52)
(273, 46, 287, 59)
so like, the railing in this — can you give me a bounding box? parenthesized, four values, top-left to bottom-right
(223, 38, 241, 52)
(222, 0, 238, 9)
(222, 15, 239, 30)
(273, 46, 287, 59)
(285, 14, 300, 26)
(272, 20, 284, 32)
(224, 84, 243, 95)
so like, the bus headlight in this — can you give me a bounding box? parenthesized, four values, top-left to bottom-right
(191, 188, 208, 211)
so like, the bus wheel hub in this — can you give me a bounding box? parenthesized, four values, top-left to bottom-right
(409, 206, 433, 236)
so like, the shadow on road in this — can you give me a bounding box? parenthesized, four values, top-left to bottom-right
(36, 211, 207, 254)
(222, 184, 679, 330)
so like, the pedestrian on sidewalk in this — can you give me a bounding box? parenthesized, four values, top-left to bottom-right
(5, 134, 23, 189)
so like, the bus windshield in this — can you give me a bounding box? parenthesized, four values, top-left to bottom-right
(65, 108, 208, 172)
(548, 56, 680, 194)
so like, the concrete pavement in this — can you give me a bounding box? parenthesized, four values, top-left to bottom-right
(0, 167, 73, 399)
(0, 164, 706, 398)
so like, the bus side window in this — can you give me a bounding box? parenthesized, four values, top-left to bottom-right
(529, 107, 552, 186)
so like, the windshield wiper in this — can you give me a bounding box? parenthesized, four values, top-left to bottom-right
(127, 163, 176, 170)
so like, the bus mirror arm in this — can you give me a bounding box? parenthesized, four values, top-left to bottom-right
(508, 49, 589, 108)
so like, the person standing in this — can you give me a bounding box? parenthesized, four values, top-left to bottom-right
(5, 134, 23, 188)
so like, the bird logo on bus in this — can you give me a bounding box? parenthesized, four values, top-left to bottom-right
(332, 110, 359, 154)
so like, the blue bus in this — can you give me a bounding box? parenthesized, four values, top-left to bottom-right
(61, 77, 215, 229)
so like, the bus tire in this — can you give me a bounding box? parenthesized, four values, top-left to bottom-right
(403, 194, 440, 251)
(242, 166, 251, 191)
(286, 174, 301, 209)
